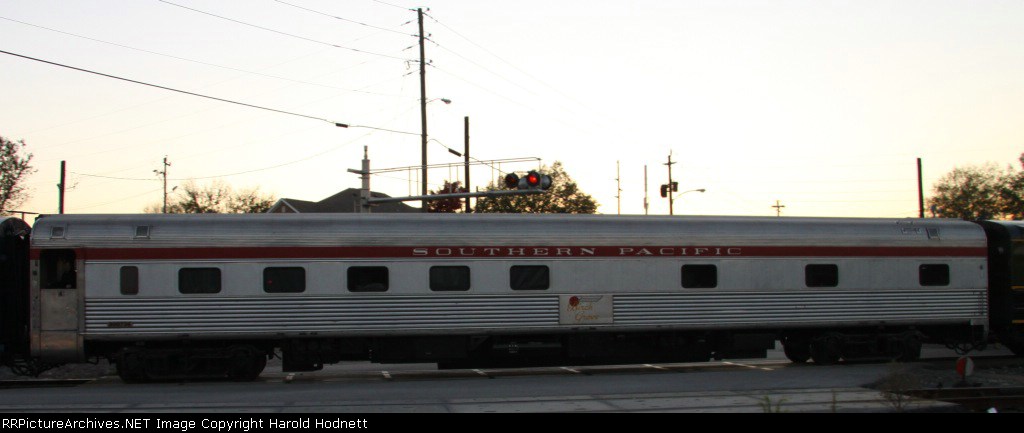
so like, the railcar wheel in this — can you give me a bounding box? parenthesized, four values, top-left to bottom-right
(782, 340, 811, 363)
(116, 351, 147, 383)
(227, 346, 266, 381)
(999, 326, 1024, 356)
(809, 336, 841, 365)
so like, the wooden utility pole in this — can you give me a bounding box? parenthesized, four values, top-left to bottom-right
(616, 160, 622, 215)
(665, 152, 676, 215)
(418, 7, 428, 213)
(772, 200, 786, 217)
(464, 116, 471, 213)
(917, 158, 925, 218)
(154, 156, 170, 214)
(58, 161, 66, 214)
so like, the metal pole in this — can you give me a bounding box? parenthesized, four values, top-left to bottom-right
(464, 116, 471, 213)
(161, 156, 170, 214)
(644, 165, 648, 215)
(361, 146, 371, 213)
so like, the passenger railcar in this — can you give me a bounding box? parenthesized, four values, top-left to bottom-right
(1, 213, 1019, 381)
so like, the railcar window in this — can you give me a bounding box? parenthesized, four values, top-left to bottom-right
(120, 266, 139, 295)
(430, 266, 471, 291)
(682, 264, 717, 288)
(919, 264, 950, 286)
(510, 266, 549, 290)
(40, 249, 76, 289)
(178, 268, 221, 294)
(805, 264, 838, 288)
(264, 267, 305, 293)
(348, 266, 389, 292)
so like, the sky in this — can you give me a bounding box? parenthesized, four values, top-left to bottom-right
(1, 0, 1022, 218)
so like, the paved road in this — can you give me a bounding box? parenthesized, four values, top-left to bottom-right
(0, 345, 1014, 413)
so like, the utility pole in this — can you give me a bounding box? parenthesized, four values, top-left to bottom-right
(418, 7, 428, 213)
(917, 157, 925, 218)
(643, 165, 649, 215)
(615, 160, 622, 215)
(57, 161, 66, 214)
(464, 116, 471, 213)
(772, 200, 786, 217)
(665, 152, 676, 215)
(154, 156, 170, 214)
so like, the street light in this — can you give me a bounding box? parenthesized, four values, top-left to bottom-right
(671, 188, 705, 215)
(674, 188, 706, 199)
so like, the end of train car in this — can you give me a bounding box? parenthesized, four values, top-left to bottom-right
(979, 221, 1024, 353)
(0, 217, 36, 375)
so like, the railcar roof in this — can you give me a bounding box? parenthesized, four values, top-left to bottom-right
(29, 213, 985, 248)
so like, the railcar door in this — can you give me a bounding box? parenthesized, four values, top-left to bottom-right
(32, 249, 82, 361)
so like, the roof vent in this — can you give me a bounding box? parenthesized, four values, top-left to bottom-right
(134, 225, 151, 239)
(50, 226, 66, 239)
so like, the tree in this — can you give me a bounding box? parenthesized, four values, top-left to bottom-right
(0, 136, 35, 215)
(999, 154, 1024, 220)
(145, 180, 275, 214)
(427, 180, 467, 213)
(926, 154, 1024, 221)
(474, 161, 598, 214)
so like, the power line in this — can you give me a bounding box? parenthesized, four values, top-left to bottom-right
(0, 16, 409, 98)
(424, 12, 585, 108)
(368, 0, 415, 12)
(155, 0, 412, 61)
(428, 38, 541, 100)
(35, 73, 412, 157)
(68, 99, 422, 184)
(271, 0, 416, 37)
(0, 49, 419, 135)
(428, 138, 508, 175)
(68, 188, 162, 211)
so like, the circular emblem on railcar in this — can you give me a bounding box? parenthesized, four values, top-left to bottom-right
(569, 296, 580, 307)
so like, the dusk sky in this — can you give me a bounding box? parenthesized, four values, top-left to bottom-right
(2, 0, 1022, 218)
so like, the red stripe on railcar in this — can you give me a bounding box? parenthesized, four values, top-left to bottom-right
(30, 245, 988, 261)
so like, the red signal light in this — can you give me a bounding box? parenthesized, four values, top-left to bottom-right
(503, 173, 520, 189)
(526, 171, 541, 187)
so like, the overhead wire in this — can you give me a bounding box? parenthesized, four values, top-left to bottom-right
(155, 0, 412, 61)
(72, 99, 423, 183)
(0, 49, 419, 135)
(0, 16, 406, 98)
(368, 0, 415, 12)
(271, 0, 417, 37)
(428, 138, 511, 176)
(424, 12, 588, 109)
(68, 187, 165, 211)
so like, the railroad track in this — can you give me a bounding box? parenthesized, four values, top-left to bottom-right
(0, 379, 93, 389)
(906, 387, 1024, 412)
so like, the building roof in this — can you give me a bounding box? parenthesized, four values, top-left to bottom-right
(267, 188, 418, 213)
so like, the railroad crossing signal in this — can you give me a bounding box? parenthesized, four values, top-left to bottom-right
(660, 182, 678, 198)
(504, 171, 552, 190)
